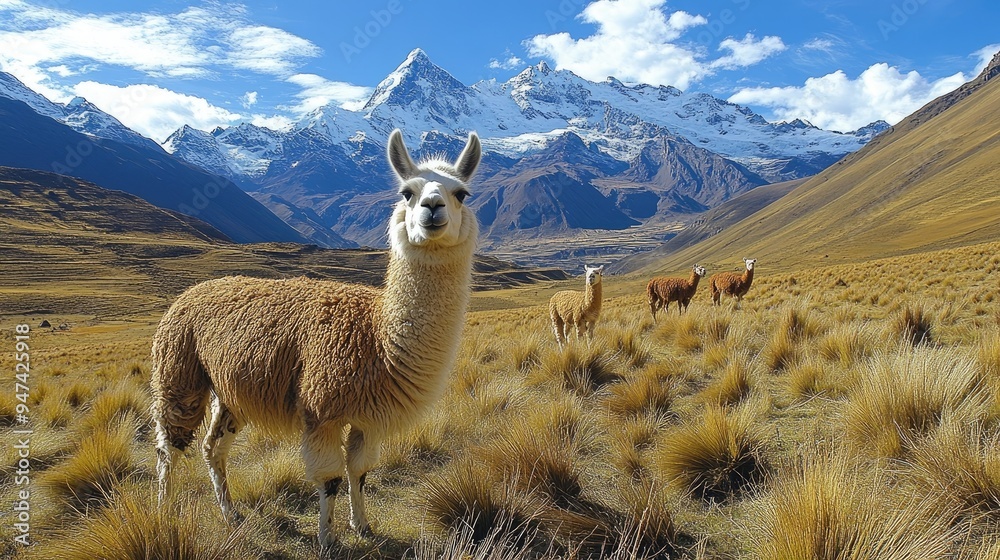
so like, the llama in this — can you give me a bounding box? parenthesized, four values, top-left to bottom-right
(150, 129, 481, 549)
(710, 258, 757, 306)
(647, 264, 707, 319)
(549, 265, 604, 347)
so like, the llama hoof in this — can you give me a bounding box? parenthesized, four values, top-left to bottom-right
(352, 521, 375, 538)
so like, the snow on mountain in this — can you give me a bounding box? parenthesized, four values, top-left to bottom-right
(0, 71, 161, 152)
(173, 49, 885, 186)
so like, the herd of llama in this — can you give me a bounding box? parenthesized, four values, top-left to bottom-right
(149, 128, 758, 550)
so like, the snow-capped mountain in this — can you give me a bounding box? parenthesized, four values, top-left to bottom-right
(169, 49, 888, 186)
(0, 71, 162, 152)
(157, 49, 889, 257)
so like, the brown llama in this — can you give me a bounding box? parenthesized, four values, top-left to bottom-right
(647, 264, 707, 319)
(710, 258, 757, 306)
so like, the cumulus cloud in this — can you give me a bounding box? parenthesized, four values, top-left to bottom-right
(73, 81, 244, 142)
(526, 0, 782, 89)
(240, 91, 258, 109)
(489, 50, 524, 70)
(285, 73, 373, 115)
(0, 4, 321, 83)
(0, 2, 372, 136)
(712, 34, 786, 70)
(728, 63, 969, 132)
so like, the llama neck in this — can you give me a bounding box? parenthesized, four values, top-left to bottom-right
(690, 271, 702, 288)
(378, 235, 475, 402)
(585, 281, 602, 312)
(743, 267, 754, 286)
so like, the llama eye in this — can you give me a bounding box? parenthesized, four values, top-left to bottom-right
(399, 189, 413, 201)
(455, 190, 470, 204)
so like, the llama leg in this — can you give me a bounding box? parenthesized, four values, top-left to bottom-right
(345, 426, 380, 536)
(551, 313, 565, 347)
(649, 297, 659, 321)
(303, 423, 347, 550)
(203, 396, 243, 522)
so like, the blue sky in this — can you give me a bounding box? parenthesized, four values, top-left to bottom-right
(1, 0, 997, 141)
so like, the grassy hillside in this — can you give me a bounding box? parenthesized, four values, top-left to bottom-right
(610, 178, 806, 274)
(0, 167, 569, 319)
(626, 54, 1000, 277)
(3, 238, 1000, 559)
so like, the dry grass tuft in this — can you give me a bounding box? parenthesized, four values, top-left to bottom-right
(749, 454, 960, 560)
(77, 381, 151, 437)
(908, 420, 1000, 520)
(702, 353, 753, 407)
(763, 328, 798, 372)
(654, 405, 769, 502)
(894, 304, 934, 346)
(786, 360, 841, 400)
(424, 458, 543, 544)
(41, 420, 139, 513)
(844, 350, 991, 458)
(606, 326, 653, 370)
(485, 426, 584, 509)
(541, 346, 621, 397)
(604, 372, 677, 420)
(819, 324, 873, 368)
(614, 481, 681, 557)
(34, 489, 260, 560)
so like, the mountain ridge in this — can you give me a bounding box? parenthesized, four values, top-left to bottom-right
(619, 49, 1000, 276)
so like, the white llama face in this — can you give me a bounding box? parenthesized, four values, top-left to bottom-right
(387, 130, 481, 248)
(397, 173, 471, 246)
(584, 265, 604, 286)
(744, 258, 757, 271)
(694, 265, 706, 276)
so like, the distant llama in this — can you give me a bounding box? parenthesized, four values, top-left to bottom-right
(549, 265, 604, 347)
(710, 258, 757, 306)
(647, 264, 707, 319)
(150, 129, 481, 549)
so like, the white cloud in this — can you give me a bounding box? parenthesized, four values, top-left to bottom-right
(728, 63, 969, 132)
(240, 91, 258, 109)
(526, 0, 780, 90)
(488, 50, 524, 70)
(73, 81, 244, 142)
(803, 38, 836, 52)
(225, 25, 321, 75)
(712, 34, 786, 70)
(0, 3, 326, 98)
(285, 73, 372, 115)
(249, 113, 293, 131)
(973, 43, 1000, 75)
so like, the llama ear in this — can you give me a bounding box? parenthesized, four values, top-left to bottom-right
(597, 265, 605, 273)
(387, 129, 419, 181)
(454, 132, 481, 183)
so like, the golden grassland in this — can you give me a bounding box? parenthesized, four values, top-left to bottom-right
(2, 240, 1000, 559)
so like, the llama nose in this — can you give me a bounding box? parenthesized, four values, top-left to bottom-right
(419, 197, 449, 227)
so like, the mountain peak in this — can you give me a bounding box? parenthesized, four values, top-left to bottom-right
(536, 60, 551, 74)
(362, 47, 467, 111)
(405, 48, 429, 64)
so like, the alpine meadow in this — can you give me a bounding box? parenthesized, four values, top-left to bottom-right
(2, 6, 1000, 559)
